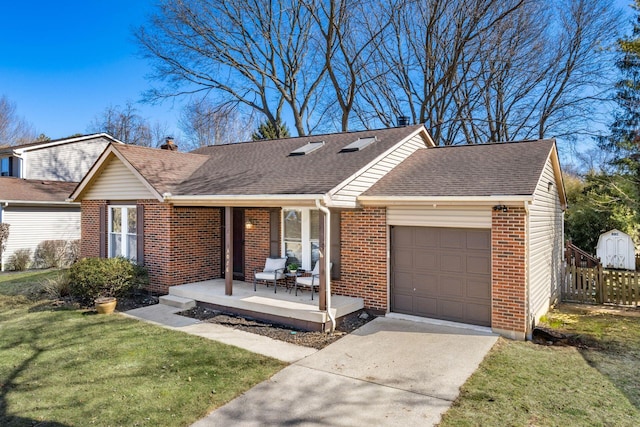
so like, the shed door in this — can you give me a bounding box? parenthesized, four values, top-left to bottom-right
(391, 226, 491, 326)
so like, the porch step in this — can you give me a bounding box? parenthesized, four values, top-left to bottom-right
(159, 295, 196, 310)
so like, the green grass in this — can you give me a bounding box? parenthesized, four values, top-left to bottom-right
(0, 270, 286, 426)
(441, 304, 640, 427)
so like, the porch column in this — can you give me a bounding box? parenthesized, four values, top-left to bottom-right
(225, 206, 233, 295)
(319, 210, 327, 311)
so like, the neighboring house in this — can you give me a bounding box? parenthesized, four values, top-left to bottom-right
(69, 125, 566, 340)
(0, 134, 122, 270)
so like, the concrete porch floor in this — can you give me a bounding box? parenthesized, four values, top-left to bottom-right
(167, 279, 364, 331)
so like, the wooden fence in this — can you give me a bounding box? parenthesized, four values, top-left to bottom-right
(563, 264, 640, 306)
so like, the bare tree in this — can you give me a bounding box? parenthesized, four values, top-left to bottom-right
(0, 95, 37, 145)
(137, 0, 325, 136)
(179, 98, 255, 148)
(88, 101, 167, 147)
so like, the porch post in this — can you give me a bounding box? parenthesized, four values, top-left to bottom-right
(225, 206, 233, 295)
(319, 210, 327, 311)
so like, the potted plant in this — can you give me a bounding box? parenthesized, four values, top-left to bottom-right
(287, 262, 299, 274)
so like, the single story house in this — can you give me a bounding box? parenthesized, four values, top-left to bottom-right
(70, 125, 566, 340)
(0, 134, 121, 270)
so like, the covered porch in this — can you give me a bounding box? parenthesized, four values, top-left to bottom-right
(162, 279, 364, 331)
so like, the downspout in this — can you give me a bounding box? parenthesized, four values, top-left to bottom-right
(315, 199, 336, 333)
(524, 201, 533, 340)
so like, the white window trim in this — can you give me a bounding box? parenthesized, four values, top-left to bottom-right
(282, 207, 319, 271)
(108, 205, 137, 260)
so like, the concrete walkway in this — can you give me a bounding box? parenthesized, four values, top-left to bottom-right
(124, 305, 498, 426)
(123, 305, 316, 363)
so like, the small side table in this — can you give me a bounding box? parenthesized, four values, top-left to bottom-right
(284, 270, 304, 293)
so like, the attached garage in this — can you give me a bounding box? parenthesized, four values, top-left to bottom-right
(390, 226, 491, 326)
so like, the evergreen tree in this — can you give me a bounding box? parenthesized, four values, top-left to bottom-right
(597, 0, 640, 241)
(251, 118, 290, 141)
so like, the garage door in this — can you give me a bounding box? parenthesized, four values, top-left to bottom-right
(391, 226, 491, 326)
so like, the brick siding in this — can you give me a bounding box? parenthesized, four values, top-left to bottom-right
(491, 207, 527, 338)
(244, 208, 274, 281)
(81, 200, 222, 294)
(80, 200, 106, 258)
(332, 207, 388, 311)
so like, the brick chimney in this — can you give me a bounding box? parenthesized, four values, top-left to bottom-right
(160, 136, 178, 151)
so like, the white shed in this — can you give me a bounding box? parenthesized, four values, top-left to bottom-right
(596, 229, 637, 270)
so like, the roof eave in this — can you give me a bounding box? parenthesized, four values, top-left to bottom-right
(164, 194, 327, 207)
(1, 200, 80, 206)
(358, 195, 535, 206)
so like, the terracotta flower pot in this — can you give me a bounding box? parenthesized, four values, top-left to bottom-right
(95, 297, 117, 314)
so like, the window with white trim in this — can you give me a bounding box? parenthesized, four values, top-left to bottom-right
(109, 206, 137, 262)
(283, 208, 320, 271)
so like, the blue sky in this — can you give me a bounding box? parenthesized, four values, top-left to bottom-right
(0, 1, 183, 140)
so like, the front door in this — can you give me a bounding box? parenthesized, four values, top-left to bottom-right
(233, 208, 245, 280)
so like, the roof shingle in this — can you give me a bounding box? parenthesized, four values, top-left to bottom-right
(0, 178, 79, 202)
(363, 139, 555, 197)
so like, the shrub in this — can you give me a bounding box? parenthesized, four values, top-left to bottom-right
(8, 248, 32, 271)
(65, 239, 80, 266)
(41, 272, 72, 299)
(69, 257, 148, 303)
(0, 223, 9, 258)
(34, 240, 68, 269)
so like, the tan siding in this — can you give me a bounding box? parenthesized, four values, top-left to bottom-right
(83, 157, 155, 200)
(332, 134, 426, 206)
(387, 206, 491, 228)
(1, 206, 80, 270)
(23, 137, 111, 181)
(528, 155, 563, 326)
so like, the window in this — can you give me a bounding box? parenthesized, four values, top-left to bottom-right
(1, 157, 11, 176)
(283, 208, 320, 270)
(109, 206, 137, 261)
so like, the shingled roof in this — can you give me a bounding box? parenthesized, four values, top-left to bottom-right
(110, 144, 209, 196)
(363, 139, 556, 198)
(0, 178, 79, 203)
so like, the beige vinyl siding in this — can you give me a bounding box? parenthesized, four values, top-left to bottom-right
(1, 205, 80, 270)
(331, 134, 426, 206)
(23, 137, 111, 182)
(83, 156, 155, 200)
(387, 206, 491, 228)
(528, 155, 563, 326)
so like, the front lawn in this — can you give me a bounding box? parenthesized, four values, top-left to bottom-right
(0, 270, 286, 426)
(440, 304, 640, 426)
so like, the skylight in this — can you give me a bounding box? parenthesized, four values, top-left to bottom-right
(289, 141, 325, 156)
(340, 136, 377, 153)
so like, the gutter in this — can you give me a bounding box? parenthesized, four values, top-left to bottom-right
(358, 195, 535, 206)
(164, 193, 325, 207)
(315, 198, 336, 333)
(2, 200, 80, 207)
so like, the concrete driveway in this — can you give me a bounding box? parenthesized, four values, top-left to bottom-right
(193, 317, 498, 427)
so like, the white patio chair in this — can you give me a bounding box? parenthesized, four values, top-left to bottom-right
(295, 261, 332, 300)
(253, 257, 287, 293)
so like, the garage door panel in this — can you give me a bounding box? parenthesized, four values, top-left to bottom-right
(465, 303, 491, 327)
(414, 251, 438, 270)
(391, 226, 491, 327)
(466, 278, 491, 300)
(414, 296, 438, 317)
(440, 253, 464, 273)
(440, 229, 466, 249)
(438, 275, 464, 297)
(414, 228, 438, 248)
(413, 273, 438, 295)
(393, 248, 415, 269)
(438, 299, 465, 322)
(466, 255, 490, 275)
(467, 231, 491, 250)
(393, 293, 414, 314)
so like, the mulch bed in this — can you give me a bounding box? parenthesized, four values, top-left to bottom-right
(178, 306, 376, 349)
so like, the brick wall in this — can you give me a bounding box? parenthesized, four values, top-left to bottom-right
(491, 207, 527, 339)
(80, 200, 106, 258)
(332, 207, 387, 311)
(80, 199, 222, 294)
(244, 208, 275, 282)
